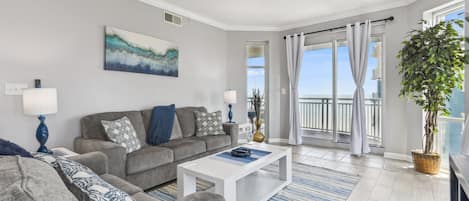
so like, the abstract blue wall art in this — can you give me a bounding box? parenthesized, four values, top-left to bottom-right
(105, 27, 178, 77)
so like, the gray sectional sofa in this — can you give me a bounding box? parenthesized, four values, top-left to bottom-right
(74, 106, 239, 190)
(0, 152, 157, 201)
(0, 151, 224, 201)
(69, 152, 158, 201)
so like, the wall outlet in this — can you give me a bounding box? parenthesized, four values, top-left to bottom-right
(5, 82, 28, 95)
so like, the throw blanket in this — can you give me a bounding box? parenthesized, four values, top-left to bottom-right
(147, 104, 176, 145)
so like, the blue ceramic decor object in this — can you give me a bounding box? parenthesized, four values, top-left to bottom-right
(36, 115, 51, 153)
(227, 104, 234, 123)
(231, 147, 251, 157)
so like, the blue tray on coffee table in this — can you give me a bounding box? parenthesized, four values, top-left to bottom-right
(213, 147, 271, 164)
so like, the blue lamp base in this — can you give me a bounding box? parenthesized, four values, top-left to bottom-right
(36, 115, 51, 154)
(228, 104, 235, 123)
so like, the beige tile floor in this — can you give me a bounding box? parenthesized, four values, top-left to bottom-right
(283, 144, 449, 201)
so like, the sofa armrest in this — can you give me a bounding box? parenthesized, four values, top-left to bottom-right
(69, 151, 108, 175)
(74, 137, 127, 178)
(223, 123, 239, 147)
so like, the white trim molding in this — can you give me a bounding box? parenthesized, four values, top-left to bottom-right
(139, 0, 229, 29)
(238, 138, 288, 144)
(384, 152, 412, 162)
(139, 0, 416, 31)
(268, 138, 289, 144)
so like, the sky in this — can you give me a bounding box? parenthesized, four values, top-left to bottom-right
(247, 41, 381, 99)
(246, 8, 463, 103)
(247, 57, 265, 97)
(298, 42, 380, 99)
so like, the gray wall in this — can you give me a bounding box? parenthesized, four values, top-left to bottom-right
(277, 0, 455, 155)
(226, 0, 456, 156)
(0, 0, 228, 151)
(225, 31, 283, 139)
(0, 0, 461, 156)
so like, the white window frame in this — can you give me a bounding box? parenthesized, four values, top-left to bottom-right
(423, 1, 465, 164)
(300, 34, 385, 146)
(423, 0, 464, 27)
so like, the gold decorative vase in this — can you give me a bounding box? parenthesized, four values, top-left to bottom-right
(253, 118, 264, 142)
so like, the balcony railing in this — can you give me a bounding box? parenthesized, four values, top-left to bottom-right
(299, 97, 382, 144)
(246, 97, 383, 144)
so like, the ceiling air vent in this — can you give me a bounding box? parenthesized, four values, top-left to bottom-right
(164, 11, 182, 26)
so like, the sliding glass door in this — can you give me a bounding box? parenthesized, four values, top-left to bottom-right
(298, 43, 334, 140)
(299, 37, 383, 146)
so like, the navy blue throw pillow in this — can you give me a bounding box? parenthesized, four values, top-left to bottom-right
(147, 104, 176, 145)
(0, 138, 33, 158)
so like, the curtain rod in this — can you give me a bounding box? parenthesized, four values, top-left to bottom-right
(283, 16, 394, 40)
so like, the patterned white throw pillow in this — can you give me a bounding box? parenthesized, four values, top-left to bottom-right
(34, 153, 135, 201)
(101, 116, 141, 153)
(194, 111, 225, 136)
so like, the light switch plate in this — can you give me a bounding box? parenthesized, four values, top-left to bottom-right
(281, 88, 287, 95)
(5, 82, 28, 95)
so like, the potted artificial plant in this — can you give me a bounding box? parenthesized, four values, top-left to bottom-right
(398, 19, 467, 174)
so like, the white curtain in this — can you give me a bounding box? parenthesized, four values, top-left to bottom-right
(346, 21, 371, 155)
(286, 33, 305, 145)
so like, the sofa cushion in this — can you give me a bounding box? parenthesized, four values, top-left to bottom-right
(193, 135, 231, 151)
(81, 111, 147, 146)
(142, 109, 183, 140)
(176, 107, 207, 137)
(102, 116, 142, 153)
(0, 138, 33, 158)
(0, 156, 77, 201)
(159, 139, 206, 161)
(126, 146, 173, 175)
(101, 174, 142, 195)
(35, 154, 135, 201)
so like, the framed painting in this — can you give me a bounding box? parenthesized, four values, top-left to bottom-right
(104, 26, 178, 77)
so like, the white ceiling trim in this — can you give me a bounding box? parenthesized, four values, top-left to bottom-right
(139, 0, 230, 29)
(279, 0, 417, 30)
(139, 0, 417, 32)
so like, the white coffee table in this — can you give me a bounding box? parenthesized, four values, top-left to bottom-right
(177, 143, 292, 201)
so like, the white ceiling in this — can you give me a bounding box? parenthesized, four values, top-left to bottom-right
(140, 0, 416, 31)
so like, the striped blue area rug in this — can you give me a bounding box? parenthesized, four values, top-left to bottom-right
(147, 162, 360, 201)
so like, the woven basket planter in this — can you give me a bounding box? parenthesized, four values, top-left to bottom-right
(411, 150, 440, 175)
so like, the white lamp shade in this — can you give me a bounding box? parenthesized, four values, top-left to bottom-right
(22, 88, 58, 115)
(224, 90, 237, 104)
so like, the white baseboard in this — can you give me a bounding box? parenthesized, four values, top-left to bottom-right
(268, 138, 289, 143)
(384, 152, 412, 162)
(238, 138, 288, 144)
(238, 139, 248, 144)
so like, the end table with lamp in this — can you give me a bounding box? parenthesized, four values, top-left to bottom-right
(22, 87, 58, 154)
(224, 90, 237, 123)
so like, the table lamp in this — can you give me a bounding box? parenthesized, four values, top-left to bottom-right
(224, 90, 237, 123)
(22, 88, 58, 153)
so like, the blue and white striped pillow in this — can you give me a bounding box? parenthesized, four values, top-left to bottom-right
(35, 153, 134, 201)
